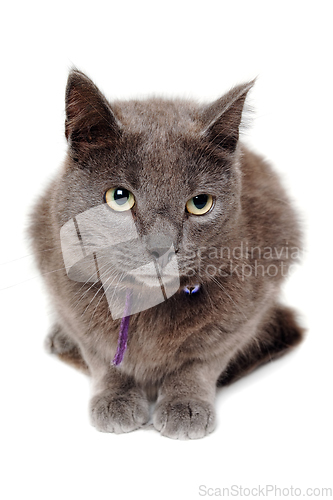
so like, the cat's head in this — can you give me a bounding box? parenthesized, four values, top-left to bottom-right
(57, 69, 253, 316)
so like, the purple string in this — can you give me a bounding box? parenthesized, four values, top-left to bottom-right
(112, 291, 132, 366)
(112, 284, 199, 365)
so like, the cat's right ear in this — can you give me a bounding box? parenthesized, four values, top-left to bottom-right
(65, 69, 121, 159)
(200, 81, 255, 154)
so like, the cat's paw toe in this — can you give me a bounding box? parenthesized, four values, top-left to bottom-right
(45, 324, 89, 372)
(90, 390, 150, 433)
(45, 325, 76, 355)
(153, 398, 215, 439)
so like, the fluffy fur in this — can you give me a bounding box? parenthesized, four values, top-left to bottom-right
(30, 70, 303, 439)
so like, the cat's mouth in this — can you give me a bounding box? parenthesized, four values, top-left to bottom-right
(127, 252, 179, 288)
(129, 266, 179, 288)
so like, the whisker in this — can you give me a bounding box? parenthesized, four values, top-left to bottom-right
(206, 273, 248, 321)
(84, 264, 129, 318)
(0, 246, 61, 266)
(71, 262, 119, 312)
(0, 266, 67, 292)
(86, 271, 126, 333)
(70, 259, 119, 308)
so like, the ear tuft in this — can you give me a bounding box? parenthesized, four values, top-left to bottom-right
(201, 80, 255, 153)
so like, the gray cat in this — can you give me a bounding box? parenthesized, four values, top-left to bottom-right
(29, 69, 303, 439)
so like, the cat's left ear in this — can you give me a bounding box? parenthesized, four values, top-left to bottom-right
(65, 69, 121, 158)
(200, 80, 255, 153)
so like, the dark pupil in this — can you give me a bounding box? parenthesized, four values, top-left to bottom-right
(114, 188, 129, 205)
(193, 194, 208, 210)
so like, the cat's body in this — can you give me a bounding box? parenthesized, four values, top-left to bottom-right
(30, 70, 303, 439)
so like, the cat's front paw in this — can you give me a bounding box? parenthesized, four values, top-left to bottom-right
(153, 397, 215, 439)
(90, 389, 149, 434)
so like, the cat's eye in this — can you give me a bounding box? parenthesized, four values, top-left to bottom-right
(104, 187, 135, 212)
(186, 194, 214, 215)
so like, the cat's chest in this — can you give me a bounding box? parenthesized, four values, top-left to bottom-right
(116, 310, 225, 384)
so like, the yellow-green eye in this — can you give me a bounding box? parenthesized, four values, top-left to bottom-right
(105, 187, 135, 212)
(186, 194, 214, 215)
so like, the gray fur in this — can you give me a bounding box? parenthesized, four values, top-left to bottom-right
(29, 70, 304, 439)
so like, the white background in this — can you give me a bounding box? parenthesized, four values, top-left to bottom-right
(1, 1, 332, 499)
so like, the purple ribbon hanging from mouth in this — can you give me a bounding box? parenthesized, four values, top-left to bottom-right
(112, 284, 200, 366)
(112, 290, 132, 366)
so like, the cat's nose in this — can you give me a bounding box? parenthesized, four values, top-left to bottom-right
(146, 236, 176, 270)
(149, 247, 175, 270)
